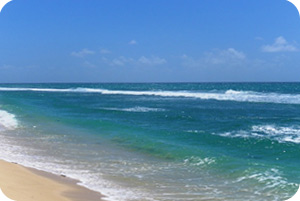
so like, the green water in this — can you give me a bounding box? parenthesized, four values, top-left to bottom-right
(0, 83, 299, 200)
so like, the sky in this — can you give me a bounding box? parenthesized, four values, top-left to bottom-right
(0, 0, 300, 83)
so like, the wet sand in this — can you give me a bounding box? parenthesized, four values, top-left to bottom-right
(0, 160, 104, 201)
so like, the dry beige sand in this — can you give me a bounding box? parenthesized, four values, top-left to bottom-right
(0, 160, 103, 201)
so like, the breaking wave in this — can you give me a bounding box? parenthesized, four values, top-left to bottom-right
(100, 107, 165, 112)
(219, 125, 300, 144)
(1, 87, 300, 104)
(0, 109, 18, 131)
(233, 168, 298, 200)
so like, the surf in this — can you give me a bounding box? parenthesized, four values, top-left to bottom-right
(1, 87, 300, 104)
(0, 108, 18, 131)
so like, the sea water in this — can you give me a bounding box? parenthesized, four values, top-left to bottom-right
(0, 83, 299, 201)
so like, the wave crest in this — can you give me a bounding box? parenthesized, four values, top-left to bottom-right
(1, 87, 300, 104)
(0, 109, 18, 130)
(100, 107, 165, 112)
(219, 125, 300, 144)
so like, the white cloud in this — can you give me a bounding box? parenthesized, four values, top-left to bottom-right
(103, 56, 166, 66)
(128, 40, 137, 45)
(138, 56, 167, 65)
(83, 61, 96, 68)
(182, 48, 246, 67)
(100, 49, 111, 54)
(71, 48, 95, 57)
(226, 48, 246, 60)
(181, 54, 202, 68)
(111, 59, 124, 66)
(109, 56, 134, 66)
(204, 48, 246, 65)
(262, 36, 298, 52)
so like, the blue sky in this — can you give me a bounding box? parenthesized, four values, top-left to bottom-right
(0, 0, 300, 83)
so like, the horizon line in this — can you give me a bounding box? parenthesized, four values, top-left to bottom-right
(0, 81, 300, 85)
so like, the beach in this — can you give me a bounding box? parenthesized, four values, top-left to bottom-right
(0, 160, 103, 201)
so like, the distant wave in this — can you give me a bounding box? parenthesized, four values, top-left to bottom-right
(100, 107, 165, 112)
(219, 125, 300, 144)
(1, 87, 300, 104)
(0, 109, 18, 131)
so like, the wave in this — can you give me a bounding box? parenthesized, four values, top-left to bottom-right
(219, 125, 300, 144)
(100, 106, 165, 112)
(252, 125, 300, 144)
(183, 156, 216, 167)
(0, 109, 18, 131)
(1, 87, 300, 104)
(0, 136, 147, 201)
(234, 168, 298, 196)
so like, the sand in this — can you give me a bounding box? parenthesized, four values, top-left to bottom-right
(0, 160, 103, 201)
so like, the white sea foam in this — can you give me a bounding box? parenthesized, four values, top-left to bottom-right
(234, 168, 298, 198)
(252, 125, 300, 144)
(101, 107, 165, 113)
(0, 133, 154, 201)
(0, 109, 18, 130)
(0, 126, 296, 201)
(0, 87, 300, 104)
(219, 125, 300, 144)
(183, 156, 216, 167)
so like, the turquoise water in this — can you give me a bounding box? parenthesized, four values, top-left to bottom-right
(0, 83, 299, 201)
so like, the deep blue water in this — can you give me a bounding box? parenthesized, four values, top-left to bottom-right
(0, 83, 299, 201)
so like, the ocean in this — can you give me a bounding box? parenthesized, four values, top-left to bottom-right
(0, 83, 299, 201)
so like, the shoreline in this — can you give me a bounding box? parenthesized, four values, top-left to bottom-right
(0, 160, 104, 201)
